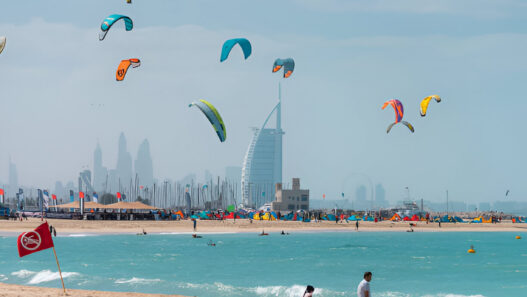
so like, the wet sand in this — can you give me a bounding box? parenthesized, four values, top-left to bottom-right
(0, 283, 189, 297)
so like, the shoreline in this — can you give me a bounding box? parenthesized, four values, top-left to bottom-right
(0, 283, 189, 297)
(1, 218, 526, 236)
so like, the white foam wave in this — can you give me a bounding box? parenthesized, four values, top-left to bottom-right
(115, 277, 161, 284)
(27, 270, 79, 284)
(11, 269, 36, 278)
(67, 234, 95, 237)
(423, 294, 486, 297)
(0, 274, 7, 281)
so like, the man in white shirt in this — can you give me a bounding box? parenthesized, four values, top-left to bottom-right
(357, 271, 372, 297)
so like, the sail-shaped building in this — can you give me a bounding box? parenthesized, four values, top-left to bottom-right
(241, 85, 284, 208)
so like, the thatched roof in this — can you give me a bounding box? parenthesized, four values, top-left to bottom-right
(97, 201, 158, 210)
(55, 201, 105, 209)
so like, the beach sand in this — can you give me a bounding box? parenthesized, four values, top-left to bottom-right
(1, 217, 526, 235)
(0, 283, 189, 297)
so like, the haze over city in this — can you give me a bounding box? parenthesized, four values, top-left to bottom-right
(1, 0, 526, 206)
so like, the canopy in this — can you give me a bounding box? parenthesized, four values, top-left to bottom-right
(98, 201, 158, 210)
(55, 201, 104, 209)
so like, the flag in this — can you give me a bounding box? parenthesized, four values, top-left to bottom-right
(43, 190, 50, 210)
(0, 188, 4, 204)
(92, 192, 98, 203)
(116, 192, 121, 200)
(52, 194, 57, 200)
(79, 191, 85, 199)
(17, 222, 54, 257)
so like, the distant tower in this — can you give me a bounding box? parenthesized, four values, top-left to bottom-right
(116, 132, 133, 189)
(8, 157, 18, 194)
(93, 142, 108, 192)
(241, 83, 284, 207)
(135, 139, 154, 188)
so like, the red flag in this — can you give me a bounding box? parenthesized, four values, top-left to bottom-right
(52, 194, 57, 200)
(17, 222, 54, 257)
(0, 188, 4, 195)
(79, 191, 85, 199)
(116, 192, 121, 200)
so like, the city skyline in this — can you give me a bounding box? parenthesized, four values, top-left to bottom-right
(0, 1, 526, 205)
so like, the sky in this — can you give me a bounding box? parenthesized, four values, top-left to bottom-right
(0, 0, 526, 204)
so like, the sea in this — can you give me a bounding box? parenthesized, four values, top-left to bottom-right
(0, 231, 525, 297)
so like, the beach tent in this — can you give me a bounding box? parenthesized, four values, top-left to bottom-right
(98, 201, 158, 210)
(347, 215, 360, 221)
(55, 201, 105, 209)
(253, 212, 261, 220)
(403, 216, 411, 221)
(326, 214, 336, 221)
(363, 216, 374, 222)
(389, 213, 401, 221)
(453, 216, 464, 223)
(411, 214, 420, 221)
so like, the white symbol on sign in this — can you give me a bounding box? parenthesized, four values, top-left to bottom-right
(21, 231, 41, 251)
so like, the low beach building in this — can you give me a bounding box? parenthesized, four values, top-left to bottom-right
(271, 178, 309, 212)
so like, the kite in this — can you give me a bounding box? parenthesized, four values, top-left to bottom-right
(99, 14, 133, 41)
(420, 95, 441, 117)
(382, 99, 414, 133)
(272, 58, 295, 78)
(116, 58, 141, 81)
(220, 38, 252, 62)
(189, 99, 226, 142)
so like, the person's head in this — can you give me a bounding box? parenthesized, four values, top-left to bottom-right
(305, 285, 314, 293)
(364, 271, 372, 282)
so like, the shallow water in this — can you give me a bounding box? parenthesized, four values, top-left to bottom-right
(0, 231, 525, 297)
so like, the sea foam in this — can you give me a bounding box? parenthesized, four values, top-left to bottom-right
(115, 277, 161, 284)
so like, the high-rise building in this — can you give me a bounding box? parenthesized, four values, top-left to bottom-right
(241, 85, 284, 208)
(8, 157, 18, 195)
(93, 142, 108, 192)
(375, 183, 389, 208)
(115, 132, 133, 188)
(135, 139, 154, 188)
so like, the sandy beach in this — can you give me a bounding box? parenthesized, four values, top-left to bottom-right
(0, 283, 189, 297)
(1, 218, 526, 235)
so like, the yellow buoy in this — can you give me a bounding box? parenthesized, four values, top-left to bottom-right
(516, 236, 521, 239)
(467, 249, 476, 253)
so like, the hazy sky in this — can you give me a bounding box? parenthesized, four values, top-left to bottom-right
(1, 0, 526, 204)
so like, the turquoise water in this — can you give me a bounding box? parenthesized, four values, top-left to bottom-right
(0, 231, 526, 297)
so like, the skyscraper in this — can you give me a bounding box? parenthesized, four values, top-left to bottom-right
(116, 132, 133, 189)
(241, 85, 284, 208)
(8, 157, 18, 195)
(93, 142, 108, 192)
(135, 139, 154, 188)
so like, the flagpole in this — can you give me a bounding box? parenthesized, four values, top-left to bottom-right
(52, 246, 66, 293)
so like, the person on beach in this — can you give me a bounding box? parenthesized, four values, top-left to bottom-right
(355, 220, 359, 231)
(303, 285, 315, 297)
(357, 272, 372, 297)
(193, 218, 197, 232)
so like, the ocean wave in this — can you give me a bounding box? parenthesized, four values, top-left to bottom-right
(171, 282, 486, 297)
(115, 277, 162, 284)
(0, 274, 7, 281)
(26, 270, 79, 284)
(11, 269, 36, 278)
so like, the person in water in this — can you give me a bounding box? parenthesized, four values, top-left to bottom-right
(303, 285, 315, 297)
(357, 271, 372, 297)
(143, 229, 147, 235)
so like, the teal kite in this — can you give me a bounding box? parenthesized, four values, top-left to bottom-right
(99, 14, 133, 41)
(273, 58, 295, 78)
(220, 38, 252, 62)
(189, 99, 227, 142)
